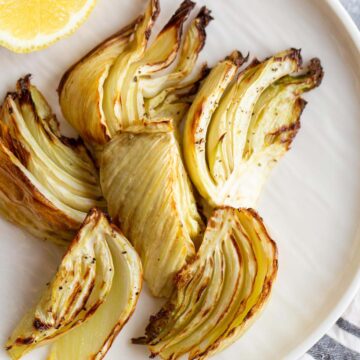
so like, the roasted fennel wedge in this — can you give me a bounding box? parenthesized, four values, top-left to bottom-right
(108, 1, 211, 131)
(100, 122, 203, 298)
(135, 207, 278, 360)
(59, 0, 211, 150)
(183, 49, 323, 208)
(0, 77, 105, 244)
(5, 208, 142, 360)
(58, 18, 139, 147)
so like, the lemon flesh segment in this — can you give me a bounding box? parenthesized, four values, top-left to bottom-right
(0, 0, 96, 53)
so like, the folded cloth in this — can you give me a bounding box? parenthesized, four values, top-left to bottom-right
(301, 291, 360, 360)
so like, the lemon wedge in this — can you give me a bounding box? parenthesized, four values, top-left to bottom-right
(0, 0, 96, 53)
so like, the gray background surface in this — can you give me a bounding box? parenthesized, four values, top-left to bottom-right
(341, 0, 360, 27)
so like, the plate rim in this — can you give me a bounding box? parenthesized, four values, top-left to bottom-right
(285, 1, 360, 358)
(0, 1, 359, 359)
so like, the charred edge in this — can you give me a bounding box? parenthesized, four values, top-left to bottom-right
(5, 345, 12, 351)
(241, 274, 276, 328)
(33, 318, 52, 331)
(151, 0, 161, 23)
(281, 97, 306, 149)
(298, 97, 307, 116)
(193, 7, 213, 52)
(196, 6, 214, 28)
(144, 28, 152, 41)
(185, 64, 211, 96)
(225, 50, 247, 68)
(57, 17, 140, 95)
(97, 317, 134, 359)
(307, 58, 324, 88)
(58, 134, 84, 148)
(144, 0, 161, 40)
(15, 76, 61, 144)
(200, 64, 211, 79)
(4, 92, 18, 103)
(197, 63, 213, 83)
(132, 336, 148, 345)
(269, 117, 301, 146)
(41, 119, 60, 144)
(15, 76, 44, 139)
(180, 83, 202, 101)
(244, 208, 279, 258)
(273, 48, 302, 68)
(195, 337, 223, 359)
(290, 48, 302, 67)
(273, 257, 279, 272)
(248, 57, 260, 67)
(62, 225, 83, 255)
(16, 74, 32, 104)
(15, 337, 34, 345)
(161, 0, 195, 34)
(227, 327, 237, 339)
(235, 57, 260, 80)
(42, 123, 58, 143)
(144, 303, 175, 342)
(194, 334, 226, 357)
(244, 208, 264, 223)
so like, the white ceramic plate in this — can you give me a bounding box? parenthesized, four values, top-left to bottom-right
(0, 0, 360, 359)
